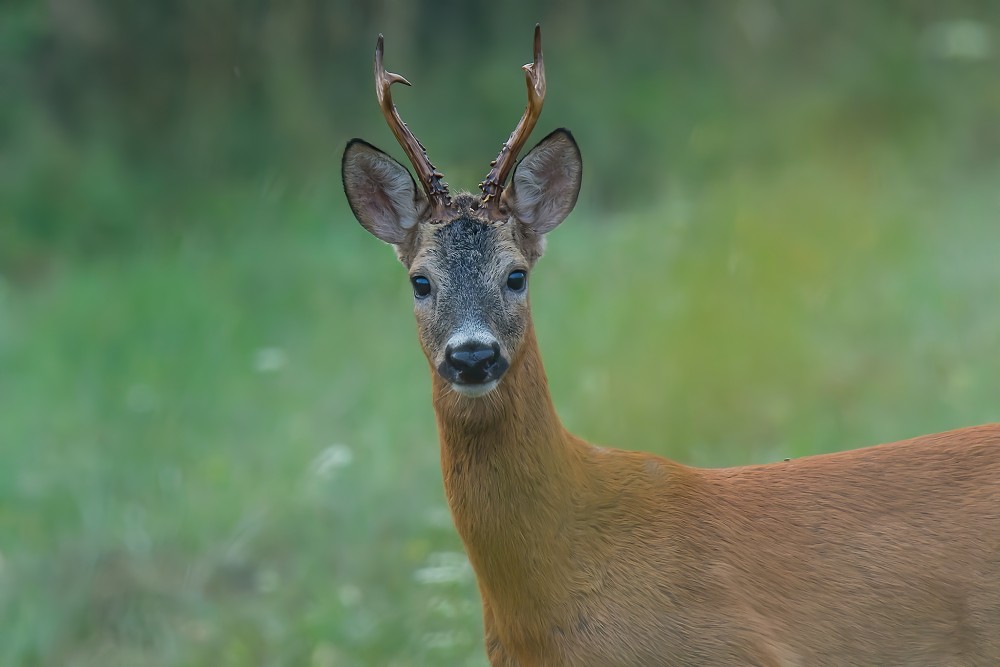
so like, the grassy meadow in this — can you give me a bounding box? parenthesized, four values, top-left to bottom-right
(2, 3, 1000, 666)
(3, 143, 999, 666)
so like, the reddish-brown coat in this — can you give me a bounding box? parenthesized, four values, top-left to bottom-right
(434, 322, 1000, 666)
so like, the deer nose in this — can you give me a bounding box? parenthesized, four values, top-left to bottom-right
(446, 342, 500, 384)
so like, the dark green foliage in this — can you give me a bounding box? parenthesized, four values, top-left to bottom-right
(3, 1, 998, 271)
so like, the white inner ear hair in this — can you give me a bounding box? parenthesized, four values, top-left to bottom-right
(512, 151, 550, 213)
(366, 156, 419, 229)
(510, 139, 579, 234)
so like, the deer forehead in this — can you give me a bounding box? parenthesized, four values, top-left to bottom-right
(411, 215, 525, 282)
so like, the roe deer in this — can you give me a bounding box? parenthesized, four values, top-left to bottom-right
(342, 25, 1000, 667)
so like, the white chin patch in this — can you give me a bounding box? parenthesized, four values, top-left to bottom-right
(451, 380, 500, 398)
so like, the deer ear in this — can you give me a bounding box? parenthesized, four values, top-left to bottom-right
(502, 129, 582, 235)
(342, 139, 426, 244)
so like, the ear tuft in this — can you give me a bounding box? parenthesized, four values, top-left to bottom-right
(502, 129, 582, 236)
(342, 139, 426, 244)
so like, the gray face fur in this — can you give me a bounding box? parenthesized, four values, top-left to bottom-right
(343, 129, 583, 397)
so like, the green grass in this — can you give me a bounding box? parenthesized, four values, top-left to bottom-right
(2, 144, 999, 665)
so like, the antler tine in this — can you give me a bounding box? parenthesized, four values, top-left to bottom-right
(374, 34, 450, 211)
(479, 24, 546, 208)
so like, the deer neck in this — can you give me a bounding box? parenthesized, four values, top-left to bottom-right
(431, 320, 582, 615)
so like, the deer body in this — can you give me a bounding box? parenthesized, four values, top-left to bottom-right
(437, 319, 1000, 666)
(434, 316, 1000, 667)
(343, 27, 1000, 666)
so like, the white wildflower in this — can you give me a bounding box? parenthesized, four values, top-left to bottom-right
(254, 347, 287, 373)
(311, 444, 354, 477)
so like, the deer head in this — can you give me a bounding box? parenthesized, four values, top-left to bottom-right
(343, 26, 583, 397)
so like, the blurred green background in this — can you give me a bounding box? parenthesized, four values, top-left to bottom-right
(2, 1, 999, 665)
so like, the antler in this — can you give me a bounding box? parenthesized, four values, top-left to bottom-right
(374, 34, 451, 212)
(479, 24, 546, 208)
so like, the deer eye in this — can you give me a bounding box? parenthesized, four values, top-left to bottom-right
(411, 275, 432, 298)
(506, 270, 527, 292)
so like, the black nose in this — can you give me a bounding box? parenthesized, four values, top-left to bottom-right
(446, 342, 500, 384)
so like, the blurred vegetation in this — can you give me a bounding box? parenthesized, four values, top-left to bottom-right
(2, 1, 999, 665)
(4, 0, 998, 273)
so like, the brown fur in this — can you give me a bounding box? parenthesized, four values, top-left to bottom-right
(434, 318, 1000, 666)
